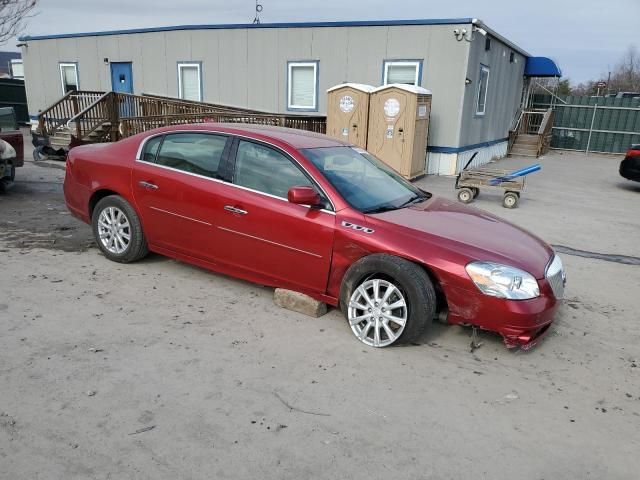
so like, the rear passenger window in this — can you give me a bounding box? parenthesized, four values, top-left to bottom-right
(156, 133, 227, 178)
(233, 140, 312, 198)
(141, 136, 162, 163)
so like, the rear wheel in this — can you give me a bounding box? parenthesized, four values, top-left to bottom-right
(503, 192, 519, 209)
(340, 254, 436, 347)
(92, 195, 148, 263)
(457, 188, 474, 204)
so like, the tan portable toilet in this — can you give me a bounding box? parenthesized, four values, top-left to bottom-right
(326, 83, 374, 149)
(367, 84, 432, 179)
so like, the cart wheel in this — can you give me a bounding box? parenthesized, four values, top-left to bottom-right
(457, 188, 474, 204)
(472, 188, 480, 199)
(503, 192, 519, 209)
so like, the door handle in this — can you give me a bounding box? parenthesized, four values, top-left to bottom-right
(138, 181, 158, 190)
(224, 205, 248, 215)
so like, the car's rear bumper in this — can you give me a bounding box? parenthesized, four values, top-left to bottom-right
(446, 279, 561, 349)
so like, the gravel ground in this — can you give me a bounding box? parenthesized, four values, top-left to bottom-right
(1, 136, 639, 479)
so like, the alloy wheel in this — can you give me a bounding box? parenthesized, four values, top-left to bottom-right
(97, 206, 131, 254)
(348, 278, 408, 347)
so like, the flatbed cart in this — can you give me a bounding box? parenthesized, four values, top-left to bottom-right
(454, 153, 540, 209)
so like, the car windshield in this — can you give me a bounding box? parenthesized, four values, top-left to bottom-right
(301, 146, 431, 213)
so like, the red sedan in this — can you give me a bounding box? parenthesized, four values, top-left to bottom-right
(64, 124, 565, 349)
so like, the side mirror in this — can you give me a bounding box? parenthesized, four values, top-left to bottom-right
(287, 186, 321, 206)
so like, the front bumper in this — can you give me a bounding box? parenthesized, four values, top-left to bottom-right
(445, 278, 561, 349)
(620, 157, 640, 182)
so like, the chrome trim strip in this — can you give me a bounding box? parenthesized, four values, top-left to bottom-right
(217, 226, 323, 259)
(134, 128, 336, 213)
(149, 206, 212, 226)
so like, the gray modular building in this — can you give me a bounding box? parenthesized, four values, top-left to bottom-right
(19, 18, 560, 174)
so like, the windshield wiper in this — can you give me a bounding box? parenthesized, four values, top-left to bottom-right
(362, 204, 399, 214)
(397, 195, 427, 208)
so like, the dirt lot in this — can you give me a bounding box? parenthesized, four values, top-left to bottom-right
(1, 137, 639, 479)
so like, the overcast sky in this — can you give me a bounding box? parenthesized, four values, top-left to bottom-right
(7, 0, 639, 84)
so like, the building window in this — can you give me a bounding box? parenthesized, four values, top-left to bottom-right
(178, 62, 202, 102)
(59, 63, 79, 94)
(287, 61, 318, 111)
(509, 52, 515, 63)
(383, 60, 422, 86)
(475, 65, 490, 116)
(10, 59, 24, 79)
(485, 37, 491, 51)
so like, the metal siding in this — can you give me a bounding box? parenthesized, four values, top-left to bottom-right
(310, 27, 349, 115)
(164, 31, 192, 99)
(94, 36, 119, 90)
(345, 26, 388, 89)
(247, 28, 279, 111)
(459, 35, 525, 148)
(191, 29, 220, 102)
(22, 22, 476, 151)
(421, 25, 469, 147)
(218, 29, 249, 108)
(139, 32, 169, 96)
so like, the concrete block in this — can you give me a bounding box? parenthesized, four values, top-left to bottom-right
(273, 289, 327, 318)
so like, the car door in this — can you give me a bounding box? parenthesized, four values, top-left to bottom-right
(213, 138, 335, 293)
(131, 132, 231, 256)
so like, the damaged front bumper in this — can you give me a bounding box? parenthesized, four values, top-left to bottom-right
(445, 278, 561, 350)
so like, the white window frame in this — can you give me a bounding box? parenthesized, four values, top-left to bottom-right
(475, 65, 490, 116)
(59, 62, 79, 95)
(287, 61, 318, 111)
(383, 60, 421, 86)
(178, 62, 202, 102)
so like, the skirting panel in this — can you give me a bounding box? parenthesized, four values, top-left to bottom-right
(426, 141, 508, 176)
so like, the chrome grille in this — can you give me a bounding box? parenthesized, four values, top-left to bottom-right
(546, 255, 565, 299)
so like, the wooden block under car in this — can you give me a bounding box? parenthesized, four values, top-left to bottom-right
(273, 289, 328, 318)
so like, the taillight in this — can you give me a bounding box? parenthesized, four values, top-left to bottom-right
(628, 149, 640, 157)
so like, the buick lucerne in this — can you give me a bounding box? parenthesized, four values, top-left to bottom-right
(64, 124, 565, 349)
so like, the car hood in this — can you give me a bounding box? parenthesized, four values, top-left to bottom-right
(370, 196, 553, 278)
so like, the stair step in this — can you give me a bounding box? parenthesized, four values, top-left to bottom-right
(514, 138, 539, 146)
(509, 149, 539, 157)
(512, 144, 538, 151)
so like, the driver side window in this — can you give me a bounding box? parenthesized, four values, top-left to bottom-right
(233, 140, 312, 199)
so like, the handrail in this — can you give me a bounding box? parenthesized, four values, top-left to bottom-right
(66, 91, 112, 129)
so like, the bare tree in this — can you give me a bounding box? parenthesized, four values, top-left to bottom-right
(609, 45, 640, 93)
(0, 0, 37, 46)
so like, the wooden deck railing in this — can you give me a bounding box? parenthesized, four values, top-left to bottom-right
(38, 90, 105, 137)
(119, 112, 327, 138)
(39, 90, 328, 145)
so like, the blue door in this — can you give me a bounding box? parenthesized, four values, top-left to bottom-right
(110, 62, 133, 93)
(110, 62, 133, 117)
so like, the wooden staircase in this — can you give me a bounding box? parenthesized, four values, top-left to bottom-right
(508, 109, 554, 158)
(37, 91, 327, 151)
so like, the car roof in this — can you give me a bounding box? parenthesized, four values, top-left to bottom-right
(149, 122, 350, 149)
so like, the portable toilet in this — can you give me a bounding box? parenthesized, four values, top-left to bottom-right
(367, 84, 432, 179)
(326, 83, 375, 149)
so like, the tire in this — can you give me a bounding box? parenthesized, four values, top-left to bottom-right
(92, 195, 148, 263)
(503, 192, 519, 209)
(340, 254, 436, 347)
(457, 188, 474, 204)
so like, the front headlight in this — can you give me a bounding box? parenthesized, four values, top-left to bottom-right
(465, 262, 540, 300)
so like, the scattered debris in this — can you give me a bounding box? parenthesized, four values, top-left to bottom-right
(87, 347, 103, 353)
(86, 390, 96, 396)
(273, 391, 330, 417)
(494, 391, 519, 405)
(470, 326, 483, 353)
(128, 425, 156, 435)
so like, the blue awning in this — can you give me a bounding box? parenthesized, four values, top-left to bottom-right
(524, 57, 562, 77)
